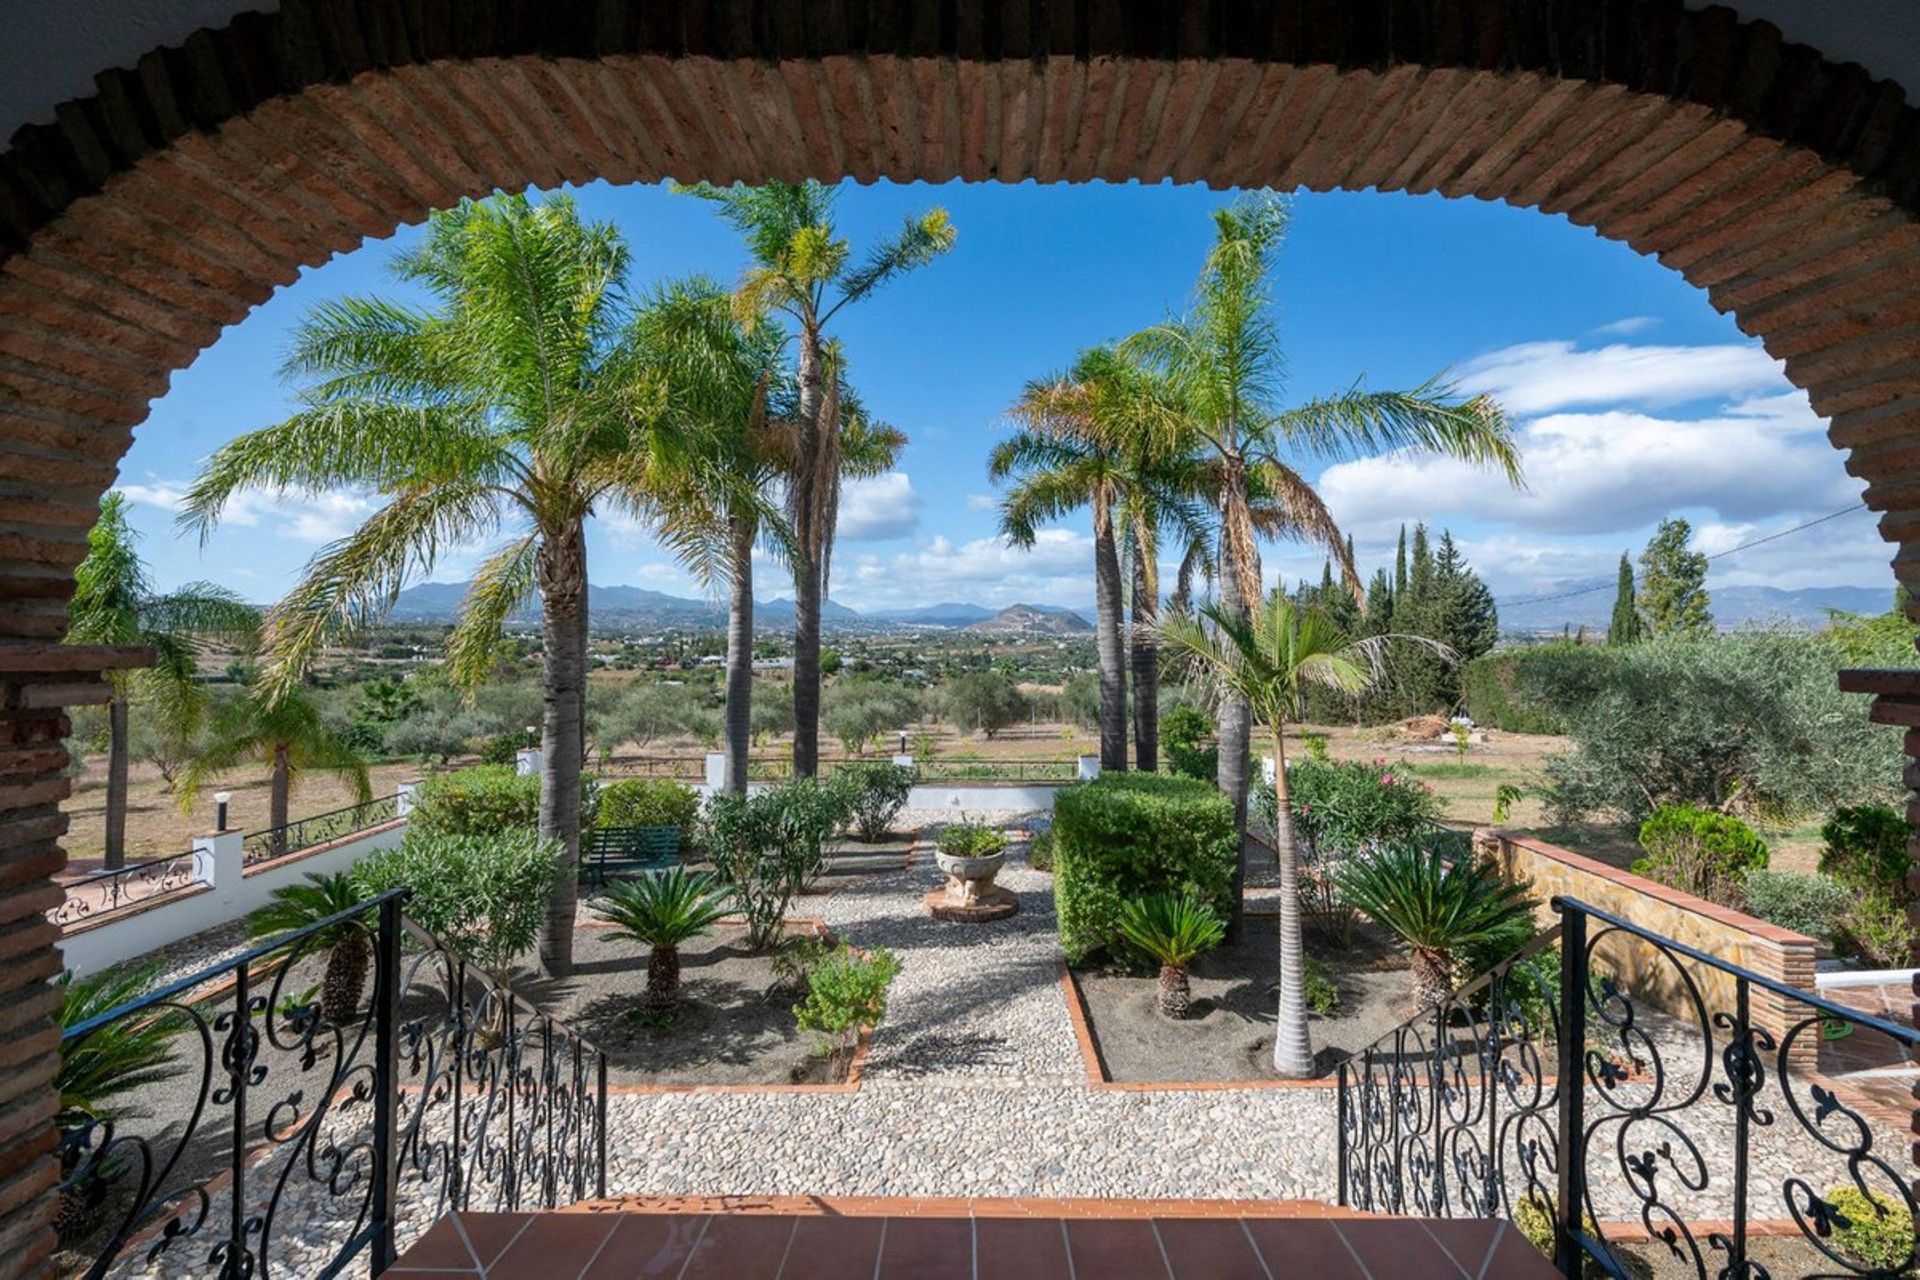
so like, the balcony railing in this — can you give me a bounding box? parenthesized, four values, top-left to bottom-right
(242, 793, 403, 867)
(1337, 895, 1920, 1279)
(50, 851, 200, 926)
(57, 889, 608, 1278)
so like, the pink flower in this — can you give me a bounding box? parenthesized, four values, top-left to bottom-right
(1381, 774, 1394, 785)
(1374, 757, 1386, 765)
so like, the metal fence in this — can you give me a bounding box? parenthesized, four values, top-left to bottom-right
(1337, 895, 1920, 1279)
(57, 890, 608, 1278)
(242, 793, 403, 867)
(49, 852, 200, 927)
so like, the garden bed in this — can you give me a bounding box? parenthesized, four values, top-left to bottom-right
(512, 922, 849, 1087)
(1069, 917, 1415, 1083)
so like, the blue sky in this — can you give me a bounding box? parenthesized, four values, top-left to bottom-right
(114, 178, 1886, 618)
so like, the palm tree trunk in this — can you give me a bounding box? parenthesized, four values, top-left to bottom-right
(104, 690, 128, 870)
(723, 512, 754, 796)
(1129, 532, 1158, 773)
(791, 330, 824, 779)
(1093, 496, 1127, 772)
(269, 743, 290, 858)
(1269, 724, 1314, 1078)
(1216, 518, 1254, 940)
(535, 520, 587, 978)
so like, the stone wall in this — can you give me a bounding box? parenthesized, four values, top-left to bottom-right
(1475, 829, 1819, 1059)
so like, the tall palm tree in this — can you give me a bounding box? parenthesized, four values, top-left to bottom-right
(680, 180, 954, 778)
(1125, 193, 1521, 924)
(1160, 593, 1389, 1077)
(179, 194, 676, 976)
(66, 493, 258, 868)
(179, 682, 372, 858)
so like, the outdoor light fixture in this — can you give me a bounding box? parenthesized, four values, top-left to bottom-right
(525, 725, 537, 747)
(214, 792, 232, 832)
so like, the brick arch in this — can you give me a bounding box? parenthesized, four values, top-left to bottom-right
(3, 0, 1920, 1267)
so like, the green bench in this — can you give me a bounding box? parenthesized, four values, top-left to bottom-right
(581, 825, 680, 886)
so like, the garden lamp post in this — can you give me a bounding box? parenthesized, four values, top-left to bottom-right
(214, 791, 231, 832)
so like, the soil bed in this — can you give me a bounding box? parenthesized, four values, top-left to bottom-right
(1073, 917, 1415, 1082)
(510, 923, 843, 1087)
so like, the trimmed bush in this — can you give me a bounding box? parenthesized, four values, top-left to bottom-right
(410, 764, 539, 837)
(837, 761, 913, 842)
(1053, 773, 1236, 964)
(1631, 805, 1768, 905)
(705, 778, 851, 949)
(353, 829, 559, 970)
(1819, 804, 1912, 898)
(1740, 870, 1850, 944)
(1834, 890, 1920, 968)
(1823, 1185, 1916, 1274)
(1461, 643, 1617, 735)
(598, 778, 700, 844)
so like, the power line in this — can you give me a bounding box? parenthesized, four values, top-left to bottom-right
(1494, 503, 1871, 611)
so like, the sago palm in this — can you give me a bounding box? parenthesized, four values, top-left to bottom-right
(249, 871, 373, 1027)
(593, 868, 733, 1013)
(66, 493, 259, 868)
(1335, 841, 1537, 1012)
(1124, 193, 1521, 915)
(178, 682, 371, 857)
(1118, 892, 1227, 1020)
(1160, 593, 1393, 1077)
(680, 179, 953, 779)
(180, 194, 683, 977)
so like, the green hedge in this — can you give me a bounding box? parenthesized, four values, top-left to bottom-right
(597, 777, 700, 841)
(1461, 643, 1618, 735)
(1054, 773, 1236, 964)
(410, 765, 540, 837)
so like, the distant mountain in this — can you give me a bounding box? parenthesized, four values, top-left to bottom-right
(386, 582, 868, 631)
(965, 603, 1093, 634)
(1499, 582, 1894, 635)
(874, 602, 997, 627)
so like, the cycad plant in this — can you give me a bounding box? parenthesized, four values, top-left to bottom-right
(249, 872, 372, 1026)
(56, 963, 180, 1242)
(1334, 841, 1538, 1012)
(1117, 892, 1227, 1020)
(593, 868, 733, 1013)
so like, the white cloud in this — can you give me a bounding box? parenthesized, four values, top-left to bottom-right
(597, 508, 654, 552)
(837, 472, 921, 541)
(1456, 339, 1786, 414)
(833, 528, 1096, 612)
(965, 493, 997, 511)
(119, 480, 374, 544)
(1594, 316, 1658, 337)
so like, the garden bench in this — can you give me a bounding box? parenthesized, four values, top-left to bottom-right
(581, 825, 679, 885)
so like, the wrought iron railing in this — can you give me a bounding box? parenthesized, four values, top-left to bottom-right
(57, 890, 608, 1278)
(1337, 895, 1920, 1279)
(242, 794, 403, 867)
(910, 757, 1079, 782)
(50, 852, 201, 927)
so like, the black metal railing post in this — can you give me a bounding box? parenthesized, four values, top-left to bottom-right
(596, 1052, 608, 1200)
(371, 893, 403, 1274)
(1728, 976, 1753, 1277)
(1336, 1060, 1350, 1207)
(224, 960, 253, 1277)
(1553, 902, 1588, 1280)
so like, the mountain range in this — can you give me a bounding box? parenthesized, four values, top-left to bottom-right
(1500, 583, 1893, 634)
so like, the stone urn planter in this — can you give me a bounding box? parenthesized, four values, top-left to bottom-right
(925, 820, 1018, 922)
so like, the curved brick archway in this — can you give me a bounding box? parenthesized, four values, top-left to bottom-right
(5, 1, 1920, 1269)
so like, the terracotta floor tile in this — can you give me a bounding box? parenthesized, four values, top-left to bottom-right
(1155, 1218, 1266, 1279)
(1064, 1219, 1169, 1278)
(975, 1216, 1071, 1280)
(679, 1214, 797, 1280)
(383, 1271, 475, 1278)
(1419, 1219, 1504, 1276)
(776, 1215, 886, 1280)
(1241, 1219, 1367, 1278)
(1337, 1219, 1470, 1278)
(581, 1214, 712, 1279)
(875, 1216, 973, 1280)
(457, 1212, 535, 1270)
(489, 1212, 621, 1277)
(1482, 1224, 1565, 1279)
(397, 1215, 478, 1270)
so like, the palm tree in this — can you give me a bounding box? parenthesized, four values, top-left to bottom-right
(592, 867, 733, 1013)
(249, 871, 373, 1026)
(1160, 593, 1391, 1077)
(1125, 193, 1521, 918)
(1335, 841, 1537, 1012)
(66, 492, 259, 868)
(679, 180, 954, 778)
(180, 194, 679, 976)
(179, 683, 372, 857)
(1117, 891, 1227, 1019)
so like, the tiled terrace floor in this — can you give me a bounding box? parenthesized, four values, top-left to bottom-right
(387, 1200, 1562, 1279)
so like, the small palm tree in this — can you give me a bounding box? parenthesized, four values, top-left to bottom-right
(593, 868, 733, 1013)
(67, 492, 259, 867)
(1161, 593, 1411, 1077)
(1117, 892, 1227, 1020)
(56, 963, 180, 1242)
(249, 872, 371, 1026)
(178, 683, 372, 857)
(1335, 841, 1538, 1012)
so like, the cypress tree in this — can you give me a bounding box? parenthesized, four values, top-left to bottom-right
(1391, 525, 1408, 620)
(1607, 552, 1641, 645)
(1638, 518, 1713, 637)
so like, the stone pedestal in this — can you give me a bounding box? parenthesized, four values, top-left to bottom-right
(923, 884, 1019, 923)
